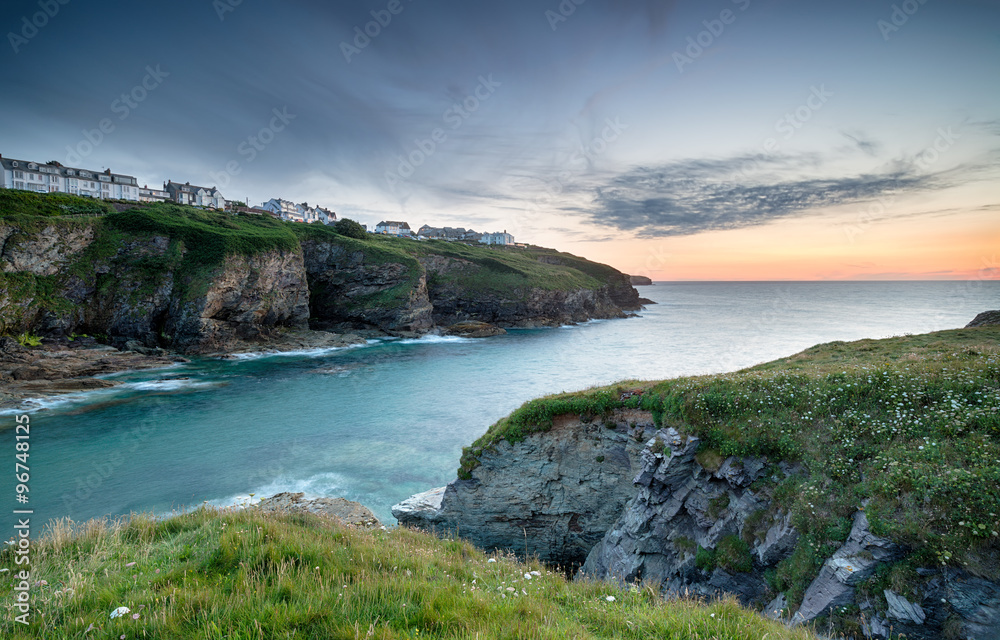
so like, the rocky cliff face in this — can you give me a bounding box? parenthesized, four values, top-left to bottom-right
(1, 218, 641, 353)
(393, 410, 657, 568)
(301, 239, 433, 334)
(421, 255, 639, 328)
(395, 419, 1000, 639)
(967, 310, 1000, 327)
(1, 221, 311, 354)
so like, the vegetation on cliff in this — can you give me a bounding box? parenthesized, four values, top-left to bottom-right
(459, 326, 1000, 612)
(0, 507, 816, 639)
(0, 191, 635, 343)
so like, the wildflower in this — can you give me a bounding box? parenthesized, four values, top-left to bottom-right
(109, 606, 131, 619)
(487, 558, 496, 563)
(606, 595, 616, 602)
(132, 613, 140, 620)
(524, 573, 532, 580)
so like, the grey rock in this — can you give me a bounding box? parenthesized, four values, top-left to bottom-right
(756, 512, 799, 565)
(793, 511, 902, 625)
(393, 410, 655, 567)
(256, 492, 381, 528)
(765, 593, 788, 620)
(885, 589, 926, 625)
(580, 431, 781, 607)
(966, 310, 1000, 327)
(391, 486, 447, 525)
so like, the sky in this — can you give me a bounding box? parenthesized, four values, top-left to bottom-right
(2, 0, 998, 280)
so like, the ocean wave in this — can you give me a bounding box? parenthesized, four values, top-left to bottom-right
(122, 378, 221, 392)
(207, 471, 351, 509)
(391, 335, 472, 346)
(225, 340, 379, 361)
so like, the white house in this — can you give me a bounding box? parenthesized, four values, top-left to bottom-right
(165, 180, 226, 209)
(480, 230, 515, 246)
(261, 198, 299, 219)
(295, 203, 337, 225)
(375, 221, 412, 236)
(139, 185, 170, 203)
(314, 206, 337, 225)
(0, 155, 140, 201)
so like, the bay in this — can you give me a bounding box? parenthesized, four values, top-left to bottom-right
(3, 280, 997, 532)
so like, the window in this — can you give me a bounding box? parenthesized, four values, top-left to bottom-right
(14, 181, 24, 189)
(65, 170, 74, 176)
(13, 171, 23, 179)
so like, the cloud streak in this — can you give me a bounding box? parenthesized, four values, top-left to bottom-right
(571, 152, 993, 238)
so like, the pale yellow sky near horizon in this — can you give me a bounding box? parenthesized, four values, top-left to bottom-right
(537, 204, 999, 281)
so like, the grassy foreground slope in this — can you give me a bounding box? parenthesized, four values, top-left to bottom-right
(461, 326, 1000, 608)
(0, 508, 815, 640)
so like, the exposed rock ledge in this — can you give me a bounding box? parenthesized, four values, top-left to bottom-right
(392, 410, 657, 568)
(394, 418, 1000, 639)
(256, 492, 381, 528)
(967, 310, 1000, 327)
(0, 336, 185, 410)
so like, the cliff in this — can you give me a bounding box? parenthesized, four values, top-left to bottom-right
(394, 409, 655, 568)
(0, 192, 640, 353)
(394, 325, 1000, 639)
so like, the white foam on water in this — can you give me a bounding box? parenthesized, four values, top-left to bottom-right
(0, 376, 220, 416)
(95, 362, 188, 379)
(225, 340, 378, 361)
(208, 471, 351, 509)
(392, 334, 472, 346)
(123, 378, 221, 392)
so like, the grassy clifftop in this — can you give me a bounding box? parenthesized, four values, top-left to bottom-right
(1, 190, 629, 301)
(460, 326, 1000, 607)
(0, 507, 816, 639)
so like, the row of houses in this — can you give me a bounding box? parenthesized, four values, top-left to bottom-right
(0, 153, 228, 210)
(0, 152, 339, 225)
(0, 153, 511, 240)
(259, 198, 336, 225)
(375, 221, 515, 246)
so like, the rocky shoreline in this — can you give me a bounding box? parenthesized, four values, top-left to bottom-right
(0, 327, 378, 411)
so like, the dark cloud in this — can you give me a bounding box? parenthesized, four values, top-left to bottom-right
(574, 153, 970, 237)
(840, 130, 881, 157)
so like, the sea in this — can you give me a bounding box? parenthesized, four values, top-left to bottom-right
(2, 281, 997, 534)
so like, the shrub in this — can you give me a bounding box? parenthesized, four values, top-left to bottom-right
(335, 218, 368, 239)
(716, 535, 753, 573)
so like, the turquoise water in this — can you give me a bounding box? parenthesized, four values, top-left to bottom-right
(3, 281, 997, 531)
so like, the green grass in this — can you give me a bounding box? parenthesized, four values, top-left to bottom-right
(0, 190, 115, 218)
(0, 508, 818, 639)
(458, 326, 1000, 609)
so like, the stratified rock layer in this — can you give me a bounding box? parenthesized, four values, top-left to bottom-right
(393, 410, 657, 568)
